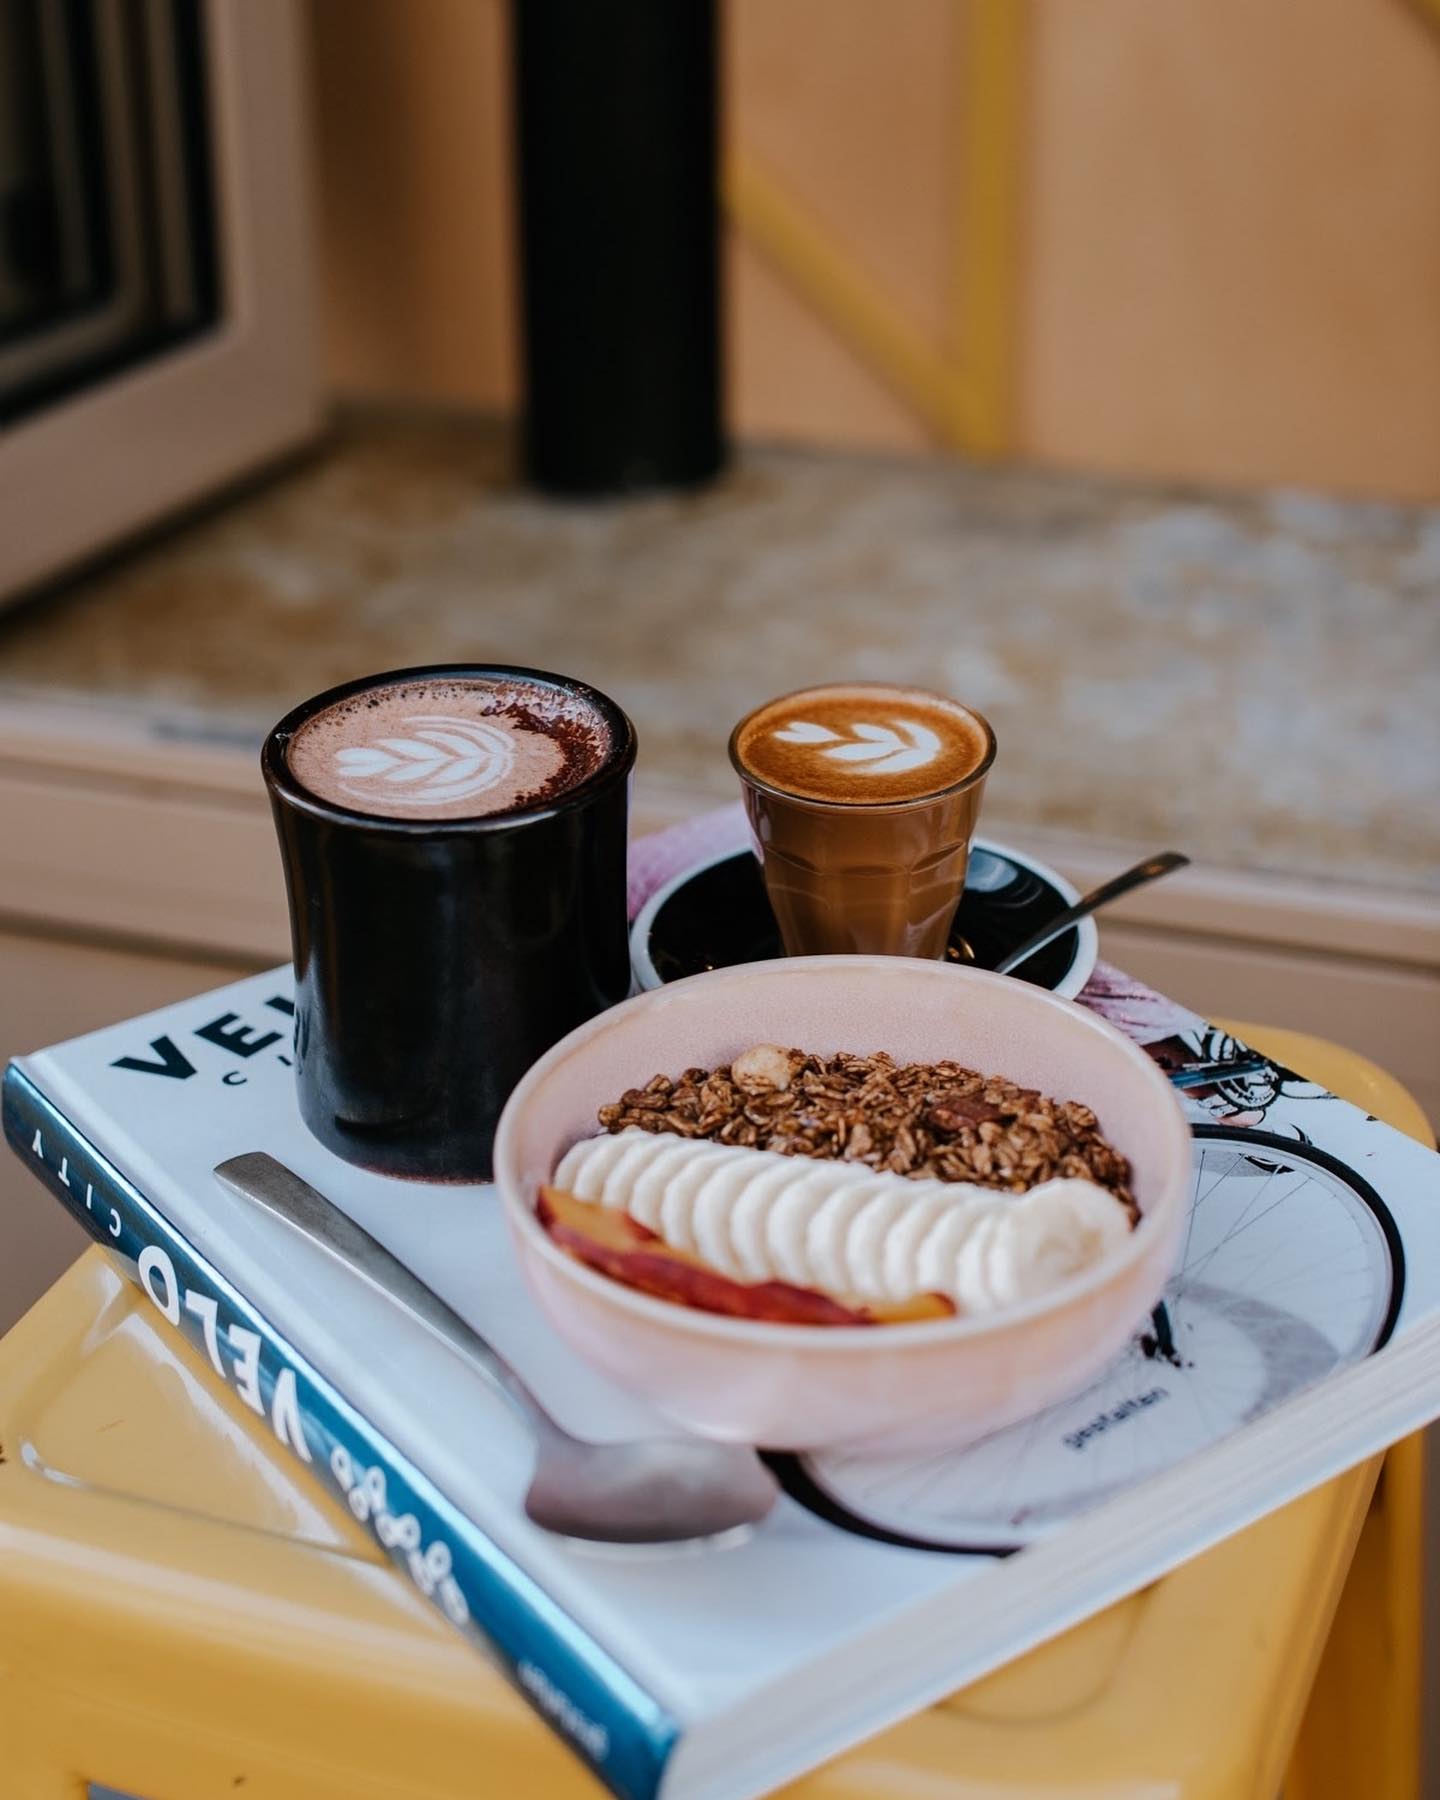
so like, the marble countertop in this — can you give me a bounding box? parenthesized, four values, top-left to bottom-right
(2, 410, 1436, 897)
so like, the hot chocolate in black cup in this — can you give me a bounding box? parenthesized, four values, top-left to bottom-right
(263, 664, 636, 1182)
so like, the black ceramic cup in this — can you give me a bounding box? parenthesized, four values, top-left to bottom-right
(262, 664, 636, 1181)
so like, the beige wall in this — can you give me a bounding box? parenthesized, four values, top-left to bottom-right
(1021, 0, 1440, 499)
(307, 0, 1440, 499)
(310, 0, 518, 411)
(726, 0, 953, 453)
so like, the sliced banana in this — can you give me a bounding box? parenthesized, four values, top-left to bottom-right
(551, 1128, 1130, 1315)
(555, 1128, 656, 1203)
(728, 1154, 808, 1282)
(844, 1182, 917, 1301)
(657, 1140, 742, 1263)
(766, 1160, 848, 1286)
(806, 1172, 889, 1298)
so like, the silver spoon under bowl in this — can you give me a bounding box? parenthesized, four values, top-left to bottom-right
(955, 850, 1189, 977)
(213, 1153, 779, 1546)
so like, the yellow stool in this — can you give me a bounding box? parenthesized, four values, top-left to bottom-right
(0, 1025, 1429, 1800)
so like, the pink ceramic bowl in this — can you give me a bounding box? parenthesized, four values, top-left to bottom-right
(493, 957, 1190, 1452)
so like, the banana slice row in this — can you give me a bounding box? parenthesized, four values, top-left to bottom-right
(553, 1128, 1131, 1313)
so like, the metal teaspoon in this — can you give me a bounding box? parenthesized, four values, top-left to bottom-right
(213, 1153, 779, 1545)
(978, 850, 1190, 977)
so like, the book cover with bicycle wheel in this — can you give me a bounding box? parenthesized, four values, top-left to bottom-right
(5, 817, 1439, 1800)
(788, 961, 1422, 1554)
(623, 808, 1436, 1563)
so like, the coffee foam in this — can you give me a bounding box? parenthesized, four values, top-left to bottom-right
(286, 676, 612, 820)
(733, 684, 991, 805)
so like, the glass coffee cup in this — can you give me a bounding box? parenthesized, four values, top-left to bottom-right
(729, 682, 995, 959)
(263, 664, 636, 1181)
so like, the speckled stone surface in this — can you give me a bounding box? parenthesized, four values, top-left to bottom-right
(2, 411, 1436, 894)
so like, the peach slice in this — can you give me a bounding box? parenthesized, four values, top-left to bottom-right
(537, 1185, 955, 1326)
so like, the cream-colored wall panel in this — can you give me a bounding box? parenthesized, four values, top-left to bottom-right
(0, 771, 288, 962)
(1020, 0, 1440, 500)
(1003, 826, 1440, 971)
(0, 930, 260, 1336)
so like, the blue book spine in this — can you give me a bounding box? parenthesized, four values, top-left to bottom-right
(3, 1064, 679, 1800)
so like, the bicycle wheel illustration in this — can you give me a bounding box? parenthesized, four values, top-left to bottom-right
(783, 1126, 1403, 1554)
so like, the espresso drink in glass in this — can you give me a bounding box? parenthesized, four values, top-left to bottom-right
(264, 665, 636, 1181)
(730, 682, 995, 959)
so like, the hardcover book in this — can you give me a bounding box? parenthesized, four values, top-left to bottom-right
(6, 819, 1440, 1800)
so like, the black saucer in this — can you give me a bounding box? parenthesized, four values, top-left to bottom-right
(633, 842, 1093, 995)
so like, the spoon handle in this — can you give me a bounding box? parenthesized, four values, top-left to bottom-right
(213, 1152, 558, 1441)
(993, 851, 1190, 977)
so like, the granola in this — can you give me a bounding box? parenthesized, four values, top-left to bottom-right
(596, 1044, 1136, 1220)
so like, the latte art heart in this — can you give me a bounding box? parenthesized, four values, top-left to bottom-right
(774, 718, 943, 776)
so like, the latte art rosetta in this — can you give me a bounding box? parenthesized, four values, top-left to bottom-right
(731, 683, 994, 953)
(284, 673, 613, 821)
(332, 714, 517, 808)
(735, 683, 991, 809)
(774, 717, 942, 776)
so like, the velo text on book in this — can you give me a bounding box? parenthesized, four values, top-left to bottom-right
(17, 1099, 471, 1630)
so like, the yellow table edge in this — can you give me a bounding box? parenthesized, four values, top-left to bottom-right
(0, 1023, 1430, 1800)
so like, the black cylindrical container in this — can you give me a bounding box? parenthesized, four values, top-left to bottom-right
(262, 666, 636, 1182)
(512, 0, 723, 494)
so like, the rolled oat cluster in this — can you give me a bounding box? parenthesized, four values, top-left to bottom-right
(596, 1046, 1135, 1216)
